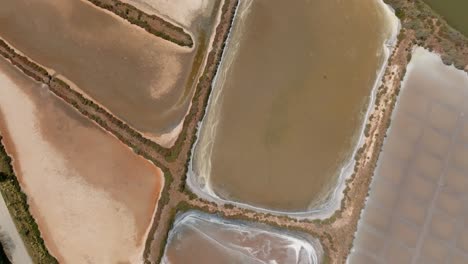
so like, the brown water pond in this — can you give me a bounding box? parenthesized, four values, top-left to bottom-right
(191, 0, 398, 212)
(0, 0, 216, 146)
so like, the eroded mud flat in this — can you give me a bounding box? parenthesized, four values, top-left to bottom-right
(162, 211, 322, 264)
(0, 0, 211, 147)
(191, 0, 398, 212)
(349, 47, 468, 264)
(0, 57, 164, 263)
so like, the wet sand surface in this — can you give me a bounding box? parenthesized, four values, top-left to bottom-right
(192, 0, 396, 212)
(0, 193, 32, 263)
(0, 57, 164, 263)
(348, 47, 468, 264)
(162, 211, 322, 264)
(0, 0, 207, 144)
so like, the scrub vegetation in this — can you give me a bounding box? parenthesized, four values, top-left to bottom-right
(86, 0, 193, 47)
(387, 0, 468, 70)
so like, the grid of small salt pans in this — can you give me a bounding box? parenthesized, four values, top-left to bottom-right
(348, 63, 468, 264)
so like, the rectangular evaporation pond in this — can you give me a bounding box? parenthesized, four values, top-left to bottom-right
(0, 57, 164, 263)
(0, 0, 205, 146)
(162, 210, 322, 264)
(423, 0, 468, 37)
(348, 47, 468, 264)
(191, 0, 397, 212)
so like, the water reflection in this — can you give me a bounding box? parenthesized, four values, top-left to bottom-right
(349, 47, 468, 264)
(163, 211, 322, 264)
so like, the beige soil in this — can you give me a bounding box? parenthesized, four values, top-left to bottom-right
(0, 57, 164, 264)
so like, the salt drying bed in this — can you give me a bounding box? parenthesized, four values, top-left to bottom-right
(348, 47, 468, 264)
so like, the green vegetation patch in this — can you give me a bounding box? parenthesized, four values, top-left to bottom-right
(385, 0, 468, 70)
